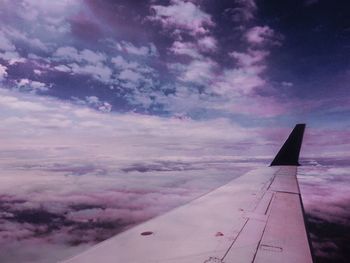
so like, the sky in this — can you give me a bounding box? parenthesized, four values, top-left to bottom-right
(0, 0, 349, 262)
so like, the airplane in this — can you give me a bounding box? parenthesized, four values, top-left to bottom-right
(61, 124, 314, 263)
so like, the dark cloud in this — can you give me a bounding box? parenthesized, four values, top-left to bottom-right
(307, 215, 350, 263)
(299, 158, 350, 263)
(18, 163, 108, 176)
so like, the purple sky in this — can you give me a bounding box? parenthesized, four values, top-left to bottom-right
(0, 0, 349, 262)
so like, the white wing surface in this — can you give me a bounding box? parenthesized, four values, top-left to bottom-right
(62, 124, 313, 263)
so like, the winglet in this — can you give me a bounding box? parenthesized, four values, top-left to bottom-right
(270, 124, 306, 166)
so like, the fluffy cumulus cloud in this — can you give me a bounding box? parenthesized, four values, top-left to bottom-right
(172, 58, 217, 86)
(16, 79, 50, 93)
(144, 0, 288, 118)
(54, 47, 106, 64)
(245, 26, 282, 46)
(0, 64, 8, 80)
(149, 0, 214, 36)
(0, 0, 294, 119)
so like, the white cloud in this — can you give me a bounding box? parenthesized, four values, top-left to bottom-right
(111, 56, 140, 71)
(245, 26, 280, 45)
(33, 69, 42, 75)
(197, 36, 217, 52)
(214, 66, 265, 95)
(169, 41, 200, 58)
(14, 0, 81, 34)
(16, 78, 50, 93)
(206, 50, 270, 96)
(119, 69, 143, 83)
(115, 41, 158, 57)
(0, 93, 48, 112)
(0, 88, 257, 151)
(54, 47, 106, 64)
(149, 0, 214, 36)
(0, 51, 25, 65)
(30, 81, 50, 92)
(3, 27, 49, 51)
(69, 63, 112, 83)
(170, 58, 217, 86)
(79, 49, 106, 64)
(230, 50, 269, 67)
(53, 47, 112, 83)
(0, 64, 8, 81)
(23, 0, 80, 14)
(84, 96, 112, 112)
(110, 55, 157, 92)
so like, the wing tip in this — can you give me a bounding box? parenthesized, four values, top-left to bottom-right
(270, 123, 306, 166)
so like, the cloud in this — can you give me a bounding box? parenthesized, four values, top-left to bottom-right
(245, 26, 281, 46)
(169, 36, 217, 58)
(69, 63, 113, 83)
(230, 50, 269, 67)
(54, 47, 106, 64)
(15, 0, 81, 21)
(0, 51, 25, 65)
(223, 0, 257, 23)
(213, 65, 265, 96)
(149, 0, 214, 36)
(4, 0, 81, 35)
(73, 96, 112, 113)
(171, 58, 217, 86)
(154, 1, 283, 118)
(212, 95, 288, 118)
(52, 46, 113, 83)
(118, 69, 143, 83)
(0, 88, 267, 262)
(0, 31, 16, 51)
(111, 55, 154, 75)
(300, 165, 350, 224)
(197, 36, 217, 52)
(206, 50, 270, 96)
(0, 30, 26, 64)
(115, 41, 158, 57)
(0, 93, 48, 112)
(3, 27, 49, 51)
(110, 55, 157, 95)
(16, 79, 51, 93)
(298, 160, 350, 261)
(169, 41, 200, 58)
(0, 64, 8, 81)
(0, 89, 349, 262)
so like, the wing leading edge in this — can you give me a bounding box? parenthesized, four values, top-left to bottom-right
(62, 124, 313, 263)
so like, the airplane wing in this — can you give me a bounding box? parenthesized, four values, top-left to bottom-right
(61, 124, 313, 263)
